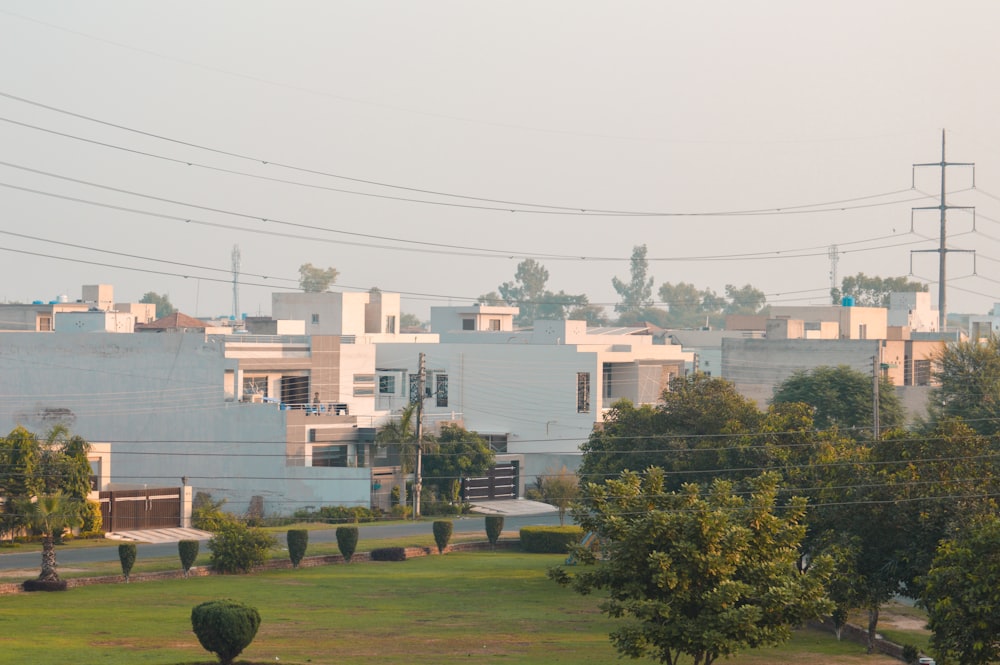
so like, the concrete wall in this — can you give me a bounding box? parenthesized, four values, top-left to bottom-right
(0, 332, 370, 516)
(722, 338, 881, 407)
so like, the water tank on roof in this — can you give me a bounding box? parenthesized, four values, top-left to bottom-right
(57, 294, 69, 303)
(32, 300, 43, 305)
(841, 296, 855, 307)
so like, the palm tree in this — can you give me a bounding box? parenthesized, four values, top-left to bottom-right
(20, 493, 82, 584)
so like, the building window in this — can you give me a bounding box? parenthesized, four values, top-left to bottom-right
(577, 372, 591, 413)
(489, 319, 501, 331)
(379, 375, 396, 394)
(386, 315, 396, 334)
(409, 373, 421, 403)
(353, 373, 375, 396)
(38, 315, 52, 332)
(311, 313, 320, 324)
(858, 323, 867, 339)
(436, 374, 449, 407)
(462, 318, 475, 331)
(243, 376, 268, 399)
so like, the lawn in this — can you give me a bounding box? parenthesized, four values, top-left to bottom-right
(0, 549, 905, 665)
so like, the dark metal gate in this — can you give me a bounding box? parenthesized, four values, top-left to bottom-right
(98, 488, 182, 532)
(462, 462, 519, 501)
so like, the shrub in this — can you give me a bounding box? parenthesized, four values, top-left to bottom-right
(390, 504, 411, 519)
(287, 529, 308, 568)
(520, 525, 584, 553)
(80, 499, 103, 536)
(336, 526, 359, 562)
(118, 543, 137, 582)
(208, 521, 276, 574)
(370, 546, 406, 562)
(432, 520, 453, 554)
(191, 599, 261, 665)
(192, 492, 237, 532)
(901, 644, 919, 664)
(485, 515, 504, 550)
(179, 539, 200, 577)
(291, 504, 380, 524)
(22, 579, 67, 592)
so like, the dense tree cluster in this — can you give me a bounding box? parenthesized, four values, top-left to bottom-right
(562, 351, 1000, 663)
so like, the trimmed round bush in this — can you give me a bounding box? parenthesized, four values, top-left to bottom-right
(191, 599, 261, 665)
(432, 520, 453, 554)
(520, 525, 584, 553)
(179, 539, 200, 577)
(118, 543, 137, 582)
(287, 529, 308, 568)
(336, 525, 359, 563)
(485, 515, 504, 550)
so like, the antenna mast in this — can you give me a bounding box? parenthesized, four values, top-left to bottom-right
(231, 245, 241, 321)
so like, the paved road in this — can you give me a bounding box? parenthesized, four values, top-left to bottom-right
(0, 512, 563, 572)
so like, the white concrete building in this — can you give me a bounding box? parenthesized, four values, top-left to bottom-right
(376, 312, 695, 488)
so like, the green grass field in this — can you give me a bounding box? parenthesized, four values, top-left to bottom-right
(0, 547, 909, 665)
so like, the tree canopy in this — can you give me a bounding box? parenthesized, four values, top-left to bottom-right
(420, 424, 494, 503)
(929, 335, 1000, 435)
(298, 263, 339, 292)
(923, 514, 1000, 665)
(771, 365, 905, 435)
(551, 470, 832, 665)
(611, 244, 655, 315)
(479, 259, 588, 327)
(139, 291, 176, 318)
(835, 272, 927, 307)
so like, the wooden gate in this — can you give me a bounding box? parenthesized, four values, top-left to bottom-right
(98, 488, 181, 532)
(462, 462, 519, 501)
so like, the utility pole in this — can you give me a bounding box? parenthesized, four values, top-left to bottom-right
(413, 352, 426, 520)
(231, 244, 241, 321)
(872, 352, 880, 441)
(911, 130, 975, 331)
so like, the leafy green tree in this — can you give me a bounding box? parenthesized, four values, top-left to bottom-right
(19, 493, 83, 585)
(929, 335, 1000, 435)
(0, 427, 43, 536)
(479, 259, 588, 327)
(612, 244, 655, 315)
(550, 470, 832, 665)
(836, 272, 927, 307)
(771, 365, 905, 434)
(657, 281, 722, 328)
(566, 303, 610, 326)
(535, 465, 579, 526)
(399, 312, 424, 329)
(724, 283, 766, 315)
(923, 514, 1000, 665)
(421, 424, 494, 503)
(298, 263, 339, 292)
(140, 291, 176, 318)
(579, 375, 765, 487)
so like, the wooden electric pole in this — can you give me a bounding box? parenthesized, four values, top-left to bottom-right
(413, 352, 426, 520)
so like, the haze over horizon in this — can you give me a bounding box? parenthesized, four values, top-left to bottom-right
(1, 2, 998, 323)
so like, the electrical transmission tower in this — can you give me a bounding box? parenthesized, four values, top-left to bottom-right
(910, 130, 975, 331)
(231, 244, 241, 321)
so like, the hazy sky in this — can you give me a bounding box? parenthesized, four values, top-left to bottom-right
(1, 2, 999, 322)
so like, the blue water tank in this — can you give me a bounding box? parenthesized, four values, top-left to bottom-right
(841, 296, 854, 307)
